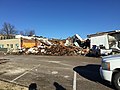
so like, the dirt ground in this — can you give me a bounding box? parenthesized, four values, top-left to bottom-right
(0, 80, 27, 90)
(0, 55, 114, 90)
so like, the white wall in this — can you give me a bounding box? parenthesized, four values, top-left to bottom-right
(90, 35, 109, 49)
(0, 38, 21, 49)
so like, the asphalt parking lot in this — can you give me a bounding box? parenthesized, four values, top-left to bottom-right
(0, 55, 114, 90)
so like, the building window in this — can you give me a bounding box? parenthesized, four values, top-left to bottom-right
(10, 44, 13, 48)
(7, 44, 9, 47)
(0, 44, 4, 48)
(1, 45, 4, 48)
(15, 44, 19, 47)
(15, 44, 19, 49)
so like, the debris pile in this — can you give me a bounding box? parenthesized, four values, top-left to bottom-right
(7, 34, 91, 56)
(44, 45, 81, 56)
(4, 30, 120, 56)
(23, 39, 82, 56)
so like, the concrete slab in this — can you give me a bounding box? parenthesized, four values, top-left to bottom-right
(0, 55, 113, 90)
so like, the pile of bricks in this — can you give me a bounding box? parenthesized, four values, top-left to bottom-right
(45, 44, 81, 56)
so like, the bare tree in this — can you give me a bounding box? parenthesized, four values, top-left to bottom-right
(1, 22, 17, 38)
(25, 29, 35, 36)
(19, 30, 25, 35)
(29, 30, 35, 36)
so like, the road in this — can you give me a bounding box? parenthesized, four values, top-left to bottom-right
(0, 55, 114, 90)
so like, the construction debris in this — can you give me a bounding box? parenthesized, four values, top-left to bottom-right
(2, 30, 120, 56)
(24, 40, 82, 56)
(44, 45, 81, 56)
(6, 34, 91, 56)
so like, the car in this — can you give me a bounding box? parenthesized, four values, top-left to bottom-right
(100, 54, 120, 90)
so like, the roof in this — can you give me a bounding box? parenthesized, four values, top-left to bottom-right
(87, 30, 120, 38)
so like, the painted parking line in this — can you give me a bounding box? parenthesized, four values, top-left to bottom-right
(10, 64, 41, 82)
(73, 71, 77, 90)
(48, 60, 77, 90)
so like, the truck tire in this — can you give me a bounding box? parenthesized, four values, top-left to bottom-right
(113, 72, 120, 90)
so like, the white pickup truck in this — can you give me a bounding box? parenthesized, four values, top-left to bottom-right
(100, 54, 120, 90)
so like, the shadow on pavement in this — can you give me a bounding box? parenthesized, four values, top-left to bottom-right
(53, 82, 66, 90)
(29, 83, 37, 90)
(73, 64, 114, 89)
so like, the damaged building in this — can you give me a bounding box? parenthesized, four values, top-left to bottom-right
(0, 35, 46, 53)
(88, 30, 120, 55)
(0, 34, 82, 56)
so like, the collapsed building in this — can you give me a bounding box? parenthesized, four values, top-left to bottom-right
(0, 34, 84, 56)
(20, 34, 90, 56)
(87, 30, 120, 55)
(65, 34, 90, 48)
(2, 30, 120, 56)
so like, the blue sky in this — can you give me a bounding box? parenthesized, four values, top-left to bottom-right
(0, 0, 120, 39)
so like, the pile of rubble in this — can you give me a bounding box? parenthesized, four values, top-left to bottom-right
(23, 41, 82, 56)
(45, 45, 81, 56)
(8, 34, 90, 56)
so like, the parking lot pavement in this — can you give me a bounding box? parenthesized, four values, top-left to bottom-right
(0, 55, 113, 90)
